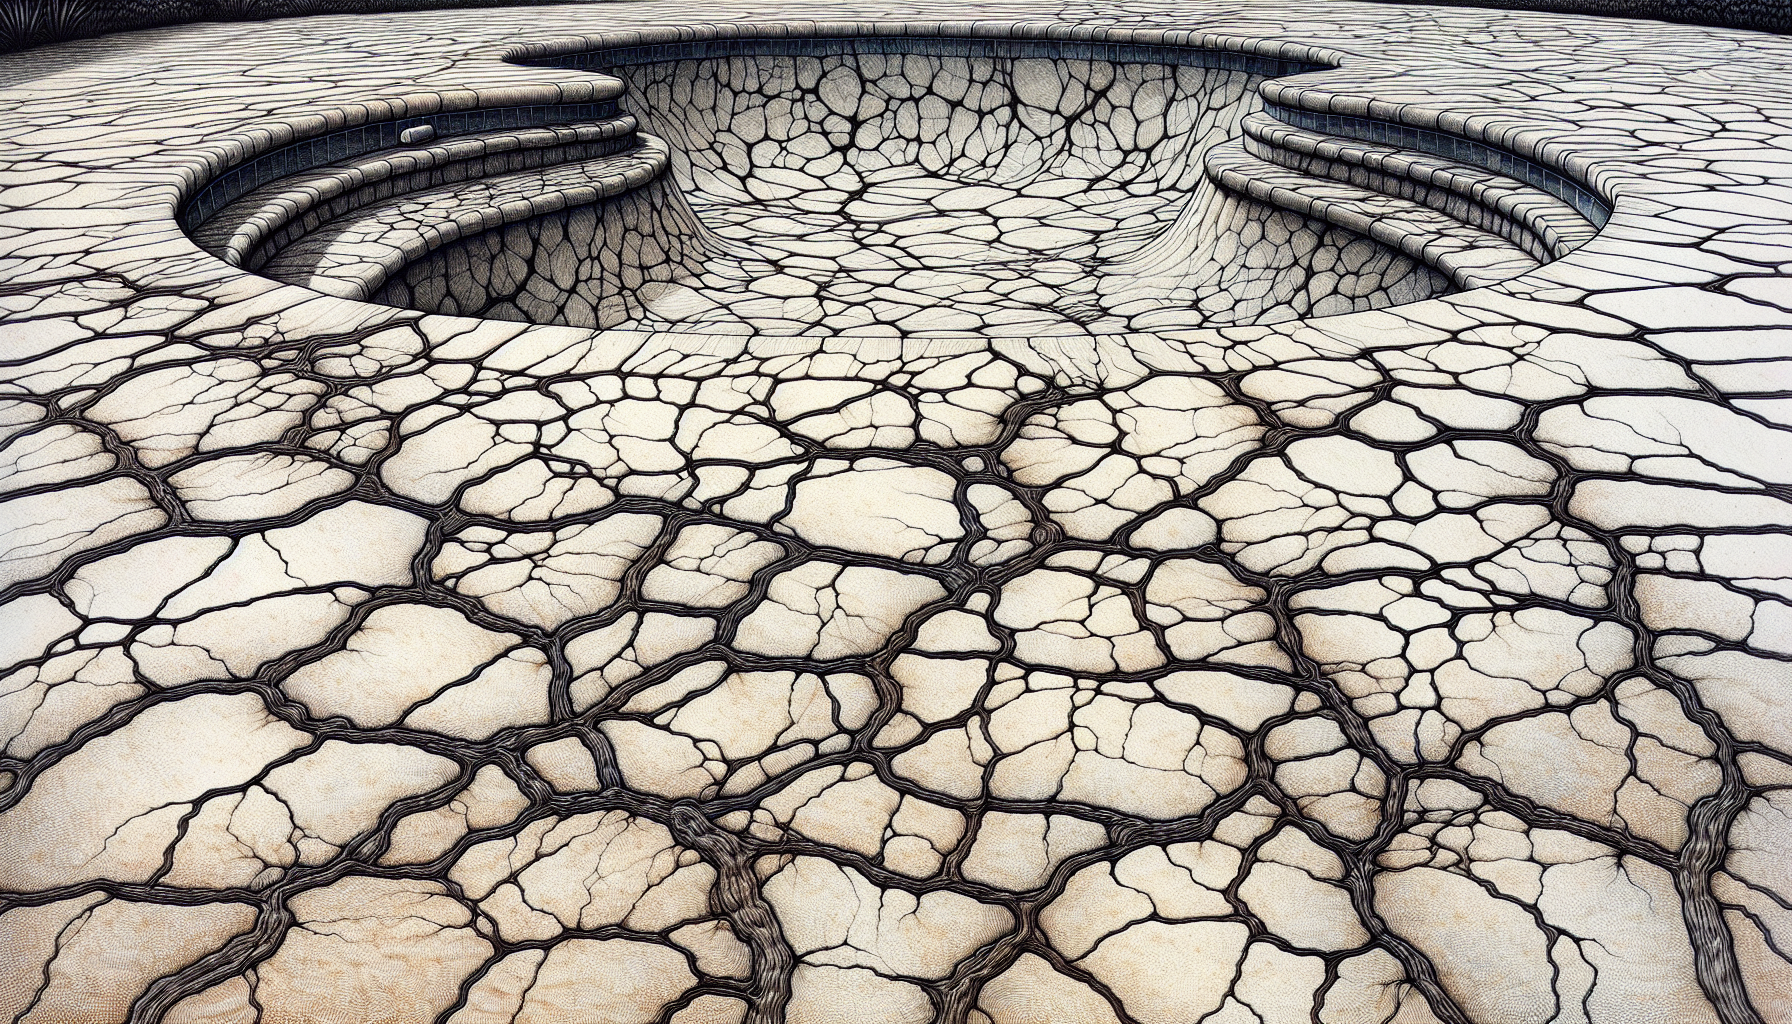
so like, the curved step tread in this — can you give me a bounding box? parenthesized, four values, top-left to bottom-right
(1206, 140, 1539, 291)
(262, 135, 670, 301)
(1241, 111, 1597, 260)
(194, 117, 641, 269)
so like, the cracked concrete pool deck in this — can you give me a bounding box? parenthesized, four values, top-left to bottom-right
(2, 2, 1792, 1021)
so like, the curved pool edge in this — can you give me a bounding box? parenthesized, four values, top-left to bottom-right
(171, 18, 1617, 335)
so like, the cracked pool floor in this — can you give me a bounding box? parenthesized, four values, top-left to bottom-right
(2, 2, 1792, 1023)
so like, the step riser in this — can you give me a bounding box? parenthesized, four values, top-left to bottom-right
(178, 99, 624, 231)
(242, 132, 642, 272)
(1243, 133, 1562, 263)
(1239, 114, 1597, 263)
(1207, 142, 1539, 291)
(1203, 95, 1615, 292)
(195, 118, 642, 271)
(265, 136, 673, 302)
(1263, 100, 1611, 227)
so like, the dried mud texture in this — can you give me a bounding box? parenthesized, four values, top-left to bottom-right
(3, 4, 1792, 1024)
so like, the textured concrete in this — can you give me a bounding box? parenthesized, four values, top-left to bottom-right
(3, 3, 1792, 1022)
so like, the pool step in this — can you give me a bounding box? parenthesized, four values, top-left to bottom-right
(260, 134, 670, 301)
(1205, 139, 1540, 290)
(193, 116, 645, 272)
(1238, 111, 1597, 261)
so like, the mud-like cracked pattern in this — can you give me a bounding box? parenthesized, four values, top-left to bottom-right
(4, 3, 1792, 1023)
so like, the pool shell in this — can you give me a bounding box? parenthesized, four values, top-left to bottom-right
(180, 26, 1609, 339)
(377, 42, 1461, 335)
